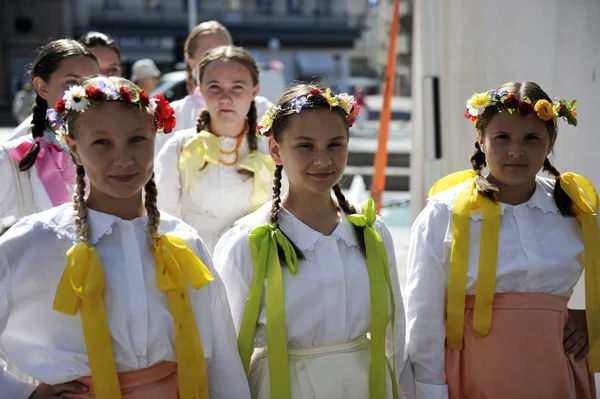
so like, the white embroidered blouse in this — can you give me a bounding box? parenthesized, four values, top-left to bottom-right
(0, 203, 250, 399)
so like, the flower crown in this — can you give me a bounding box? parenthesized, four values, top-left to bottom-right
(46, 81, 176, 134)
(464, 89, 578, 127)
(256, 88, 362, 137)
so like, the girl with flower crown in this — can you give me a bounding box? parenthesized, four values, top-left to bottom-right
(154, 21, 273, 155)
(213, 84, 414, 399)
(0, 76, 250, 399)
(0, 39, 99, 221)
(405, 81, 596, 398)
(155, 46, 275, 253)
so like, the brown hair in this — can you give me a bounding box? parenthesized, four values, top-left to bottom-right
(269, 84, 367, 260)
(471, 81, 574, 216)
(19, 39, 98, 172)
(184, 21, 232, 94)
(195, 45, 259, 176)
(66, 76, 161, 243)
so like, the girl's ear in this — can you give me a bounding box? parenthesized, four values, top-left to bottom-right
(268, 136, 282, 165)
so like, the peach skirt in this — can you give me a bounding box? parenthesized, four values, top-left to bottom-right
(40, 361, 179, 398)
(446, 293, 596, 399)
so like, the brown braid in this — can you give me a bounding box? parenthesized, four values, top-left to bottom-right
(185, 63, 196, 95)
(470, 141, 499, 200)
(18, 95, 47, 171)
(246, 101, 258, 152)
(195, 109, 211, 133)
(332, 184, 366, 256)
(144, 174, 161, 240)
(73, 165, 90, 243)
(269, 165, 305, 263)
(542, 157, 575, 216)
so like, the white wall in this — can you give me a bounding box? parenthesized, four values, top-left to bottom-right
(411, 0, 600, 220)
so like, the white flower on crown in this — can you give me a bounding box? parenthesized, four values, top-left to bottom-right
(147, 98, 159, 115)
(337, 93, 355, 114)
(466, 91, 495, 117)
(63, 86, 89, 112)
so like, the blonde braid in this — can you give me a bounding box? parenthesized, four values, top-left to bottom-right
(144, 174, 161, 241)
(73, 165, 91, 243)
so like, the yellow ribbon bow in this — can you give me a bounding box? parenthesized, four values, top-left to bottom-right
(429, 170, 501, 350)
(239, 151, 276, 212)
(558, 173, 600, 371)
(54, 242, 121, 399)
(347, 199, 399, 399)
(238, 223, 298, 399)
(54, 234, 214, 399)
(178, 130, 221, 190)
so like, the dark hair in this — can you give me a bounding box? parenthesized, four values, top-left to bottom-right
(19, 39, 97, 172)
(184, 21, 232, 94)
(77, 31, 122, 62)
(67, 76, 160, 244)
(471, 81, 574, 216)
(269, 84, 367, 261)
(196, 45, 259, 175)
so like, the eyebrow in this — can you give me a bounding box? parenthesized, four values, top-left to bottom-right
(63, 74, 82, 79)
(292, 136, 346, 141)
(88, 127, 149, 136)
(204, 79, 249, 85)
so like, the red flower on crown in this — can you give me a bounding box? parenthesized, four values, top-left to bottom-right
(152, 94, 176, 134)
(54, 99, 67, 113)
(119, 87, 133, 104)
(139, 91, 150, 107)
(519, 101, 534, 116)
(85, 87, 104, 102)
(309, 89, 322, 95)
(503, 94, 519, 109)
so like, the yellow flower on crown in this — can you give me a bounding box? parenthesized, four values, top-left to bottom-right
(534, 99, 554, 121)
(323, 88, 339, 108)
(466, 91, 494, 117)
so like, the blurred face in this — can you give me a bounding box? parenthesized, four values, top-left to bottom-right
(200, 60, 259, 128)
(66, 102, 156, 201)
(269, 108, 349, 195)
(137, 76, 160, 94)
(187, 32, 231, 76)
(91, 46, 121, 77)
(33, 56, 99, 109)
(478, 111, 556, 187)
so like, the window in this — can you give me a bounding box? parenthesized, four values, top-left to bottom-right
(287, 0, 303, 15)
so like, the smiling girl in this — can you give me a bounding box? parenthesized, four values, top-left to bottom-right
(0, 76, 249, 399)
(213, 84, 413, 399)
(1, 39, 99, 220)
(155, 46, 274, 253)
(405, 82, 597, 398)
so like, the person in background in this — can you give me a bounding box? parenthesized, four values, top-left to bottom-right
(78, 31, 122, 77)
(157, 21, 273, 154)
(11, 82, 36, 124)
(130, 58, 161, 94)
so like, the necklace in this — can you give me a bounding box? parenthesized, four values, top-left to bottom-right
(219, 123, 247, 166)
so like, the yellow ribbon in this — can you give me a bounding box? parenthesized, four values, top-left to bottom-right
(429, 171, 501, 350)
(54, 234, 214, 399)
(239, 151, 276, 212)
(558, 173, 600, 371)
(238, 224, 298, 398)
(53, 242, 122, 399)
(178, 130, 221, 190)
(347, 198, 399, 399)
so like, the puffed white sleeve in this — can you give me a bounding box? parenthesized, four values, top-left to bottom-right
(0, 247, 38, 399)
(155, 134, 183, 219)
(213, 226, 254, 335)
(376, 218, 416, 399)
(404, 203, 449, 399)
(0, 144, 20, 221)
(192, 236, 251, 399)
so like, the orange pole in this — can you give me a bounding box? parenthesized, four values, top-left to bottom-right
(371, 0, 402, 213)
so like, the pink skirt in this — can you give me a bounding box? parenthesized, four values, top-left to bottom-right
(40, 361, 179, 398)
(446, 293, 596, 399)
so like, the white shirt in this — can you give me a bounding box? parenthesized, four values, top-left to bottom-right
(155, 89, 273, 156)
(0, 203, 250, 399)
(155, 127, 271, 253)
(0, 136, 74, 221)
(6, 115, 32, 142)
(213, 201, 414, 394)
(404, 177, 589, 399)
